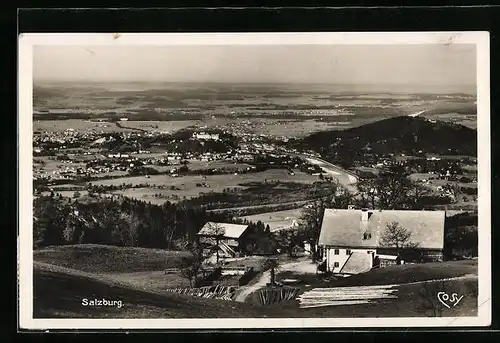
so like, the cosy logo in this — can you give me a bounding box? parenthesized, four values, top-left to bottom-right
(437, 292, 464, 308)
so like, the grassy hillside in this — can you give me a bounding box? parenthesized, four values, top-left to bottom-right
(267, 260, 478, 317)
(33, 244, 190, 273)
(275, 260, 477, 290)
(33, 262, 281, 318)
(332, 260, 477, 287)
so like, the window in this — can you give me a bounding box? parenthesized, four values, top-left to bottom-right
(346, 249, 351, 255)
(334, 262, 339, 268)
(334, 249, 339, 255)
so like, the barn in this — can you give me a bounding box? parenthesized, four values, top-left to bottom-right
(197, 222, 251, 258)
(317, 208, 445, 274)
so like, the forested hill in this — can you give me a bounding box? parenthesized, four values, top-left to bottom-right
(296, 116, 477, 166)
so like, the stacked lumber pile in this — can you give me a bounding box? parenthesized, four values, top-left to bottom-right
(259, 287, 301, 305)
(165, 285, 236, 301)
(298, 285, 398, 309)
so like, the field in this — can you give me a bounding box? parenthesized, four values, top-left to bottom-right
(34, 244, 189, 273)
(242, 208, 304, 231)
(34, 119, 135, 133)
(92, 169, 318, 187)
(186, 160, 253, 171)
(88, 169, 322, 203)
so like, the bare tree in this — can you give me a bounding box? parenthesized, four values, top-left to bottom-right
(179, 242, 206, 287)
(205, 222, 225, 264)
(380, 221, 418, 249)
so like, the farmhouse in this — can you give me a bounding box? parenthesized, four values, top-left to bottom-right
(317, 208, 445, 275)
(197, 222, 251, 258)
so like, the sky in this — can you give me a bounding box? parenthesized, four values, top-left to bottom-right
(33, 44, 476, 88)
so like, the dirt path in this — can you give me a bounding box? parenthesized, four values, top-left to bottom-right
(234, 259, 317, 303)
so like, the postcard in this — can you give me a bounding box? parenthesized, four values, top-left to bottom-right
(18, 32, 491, 330)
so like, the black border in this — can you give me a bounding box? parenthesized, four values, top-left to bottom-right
(17, 7, 500, 32)
(14, 6, 500, 337)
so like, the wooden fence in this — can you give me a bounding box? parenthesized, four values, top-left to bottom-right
(165, 285, 237, 301)
(258, 287, 301, 305)
(297, 285, 398, 309)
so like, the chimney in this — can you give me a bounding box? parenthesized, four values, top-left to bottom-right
(361, 208, 369, 221)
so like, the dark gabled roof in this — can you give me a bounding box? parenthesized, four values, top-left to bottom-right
(318, 209, 445, 250)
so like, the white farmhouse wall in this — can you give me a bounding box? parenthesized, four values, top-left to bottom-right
(325, 247, 375, 273)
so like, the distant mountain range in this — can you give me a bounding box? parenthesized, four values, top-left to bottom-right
(296, 116, 477, 163)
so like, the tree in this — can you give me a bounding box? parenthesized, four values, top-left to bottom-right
(262, 258, 280, 286)
(380, 221, 418, 249)
(330, 182, 355, 209)
(444, 213, 478, 259)
(299, 181, 352, 261)
(357, 164, 413, 210)
(179, 242, 206, 287)
(299, 197, 329, 261)
(274, 228, 301, 257)
(205, 222, 225, 264)
(408, 182, 432, 209)
(356, 177, 377, 209)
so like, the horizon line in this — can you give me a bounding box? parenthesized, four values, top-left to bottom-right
(33, 79, 477, 88)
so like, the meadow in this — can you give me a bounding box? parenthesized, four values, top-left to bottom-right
(34, 119, 133, 133)
(89, 169, 321, 203)
(242, 208, 304, 231)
